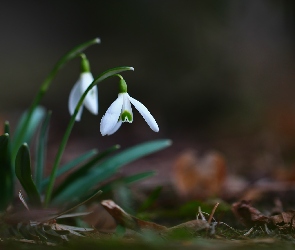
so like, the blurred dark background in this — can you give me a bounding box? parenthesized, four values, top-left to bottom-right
(1, 0, 295, 156)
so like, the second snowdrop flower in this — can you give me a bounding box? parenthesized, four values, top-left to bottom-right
(68, 54, 98, 121)
(100, 76, 159, 136)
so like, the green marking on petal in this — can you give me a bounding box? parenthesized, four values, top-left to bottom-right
(121, 110, 133, 122)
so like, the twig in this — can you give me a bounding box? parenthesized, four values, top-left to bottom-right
(207, 203, 219, 225)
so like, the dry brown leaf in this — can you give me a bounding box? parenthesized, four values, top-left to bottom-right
(232, 200, 295, 233)
(269, 210, 295, 230)
(101, 200, 167, 233)
(83, 203, 117, 232)
(173, 150, 227, 199)
(231, 200, 269, 227)
(101, 200, 209, 235)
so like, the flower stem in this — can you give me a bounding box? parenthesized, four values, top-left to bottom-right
(44, 67, 134, 206)
(12, 38, 100, 161)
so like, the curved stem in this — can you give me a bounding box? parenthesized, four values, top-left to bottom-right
(44, 66, 134, 206)
(12, 38, 100, 160)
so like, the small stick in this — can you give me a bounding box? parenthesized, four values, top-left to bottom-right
(207, 203, 219, 225)
(198, 207, 206, 221)
(244, 227, 254, 236)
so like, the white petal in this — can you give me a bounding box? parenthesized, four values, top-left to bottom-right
(68, 80, 84, 121)
(100, 94, 124, 136)
(106, 120, 122, 135)
(80, 72, 98, 115)
(128, 94, 159, 132)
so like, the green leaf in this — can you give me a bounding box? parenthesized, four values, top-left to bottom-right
(114, 225, 126, 238)
(15, 143, 42, 207)
(35, 111, 51, 192)
(137, 186, 162, 213)
(100, 171, 155, 194)
(76, 172, 155, 211)
(0, 134, 14, 211)
(41, 149, 98, 190)
(92, 66, 134, 84)
(120, 171, 156, 184)
(12, 106, 46, 159)
(52, 145, 120, 199)
(51, 139, 171, 206)
(54, 190, 102, 218)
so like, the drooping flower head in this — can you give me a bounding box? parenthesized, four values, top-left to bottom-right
(100, 76, 159, 136)
(68, 54, 98, 121)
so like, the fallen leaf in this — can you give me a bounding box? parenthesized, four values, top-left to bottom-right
(101, 200, 209, 235)
(173, 150, 226, 199)
(101, 200, 167, 233)
(269, 210, 295, 230)
(231, 200, 269, 227)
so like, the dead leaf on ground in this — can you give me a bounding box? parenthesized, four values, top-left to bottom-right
(83, 203, 117, 232)
(172, 150, 226, 199)
(232, 200, 295, 232)
(269, 210, 295, 230)
(231, 200, 269, 227)
(100, 200, 209, 236)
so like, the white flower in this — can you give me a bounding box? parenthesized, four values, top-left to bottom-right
(68, 72, 98, 121)
(100, 93, 159, 135)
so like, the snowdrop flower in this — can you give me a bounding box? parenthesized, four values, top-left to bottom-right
(68, 55, 98, 121)
(100, 77, 159, 136)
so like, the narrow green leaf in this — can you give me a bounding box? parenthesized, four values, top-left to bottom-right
(137, 186, 162, 213)
(35, 111, 51, 191)
(91, 66, 134, 84)
(51, 139, 171, 206)
(41, 149, 98, 190)
(120, 171, 155, 184)
(15, 143, 42, 207)
(53, 190, 102, 218)
(100, 171, 156, 194)
(114, 225, 126, 238)
(12, 106, 46, 160)
(52, 145, 120, 199)
(0, 134, 14, 211)
(114, 184, 134, 213)
(56, 212, 91, 219)
(76, 172, 155, 210)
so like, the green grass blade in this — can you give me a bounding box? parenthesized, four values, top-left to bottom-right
(15, 143, 42, 207)
(73, 171, 155, 214)
(12, 106, 46, 160)
(100, 171, 155, 193)
(41, 149, 98, 190)
(54, 190, 102, 219)
(0, 134, 14, 211)
(35, 111, 51, 191)
(51, 139, 171, 206)
(52, 145, 120, 199)
(137, 186, 162, 213)
(120, 171, 156, 184)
